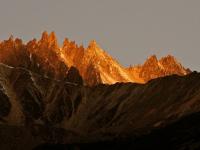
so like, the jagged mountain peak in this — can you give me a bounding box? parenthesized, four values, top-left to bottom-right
(147, 54, 158, 60)
(1, 35, 16, 46)
(39, 31, 58, 48)
(85, 40, 106, 59)
(8, 35, 14, 41)
(159, 54, 179, 64)
(144, 54, 158, 65)
(163, 54, 175, 59)
(0, 32, 191, 86)
(133, 54, 190, 82)
(88, 40, 99, 49)
(62, 38, 78, 50)
(40, 31, 49, 42)
(143, 54, 182, 68)
(63, 38, 70, 47)
(49, 31, 57, 42)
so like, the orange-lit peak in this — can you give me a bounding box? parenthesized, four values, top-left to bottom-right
(147, 54, 158, 60)
(8, 35, 14, 41)
(39, 31, 58, 48)
(162, 54, 176, 60)
(88, 40, 100, 49)
(41, 31, 49, 41)
(62, 38, 70, 49)
(49, 31, 57, 41)
(63, 38, 70, 46)
(40, 31, 57, 41)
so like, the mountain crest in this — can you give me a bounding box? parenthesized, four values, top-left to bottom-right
(49, 31, 57, 43)
(86, 40, 105, 57)
(41, 31, 49, 42)
(88, 40, 100, 49)
(39, 31, 58, 48)
(8, 35, 14, 41)
(146, 54, 158, 62)
(0, 32, 191, 86)
(160, 54, 178, 64)
(63, 38, 70, 48)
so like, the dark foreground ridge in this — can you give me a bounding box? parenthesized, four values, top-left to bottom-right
(33, 111, 200, 150)
(0, 63, 200, 150)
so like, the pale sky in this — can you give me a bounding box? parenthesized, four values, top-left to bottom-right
(0, 0, 199, 71)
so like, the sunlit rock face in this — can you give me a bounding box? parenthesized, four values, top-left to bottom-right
(0, 31, 190, 86)
(26, 31, 69, 80)
(62, 39, 137, 86)
(0, 32, 83, 85)
(61, 38, 190, 85)
(127, 55, 190, 82)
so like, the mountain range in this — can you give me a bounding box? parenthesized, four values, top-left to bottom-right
(0, 31, 191, 86)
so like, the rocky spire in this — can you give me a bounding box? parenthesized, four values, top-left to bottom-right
(9, 35, 14, 41)
(147, 55, 158, 61)
(40, 31, 49, 42)
(39, 31, 59, 48)
(63, 38, 70, 48)
(5, 35, 15, 46)
(159, 54, 177, 64)
(86, 40, 104, 57)
(143, 55, 158, 66)
(88, 40, 100, 49)
(49, 32, 57, 43)
(49, 31, 58, 48)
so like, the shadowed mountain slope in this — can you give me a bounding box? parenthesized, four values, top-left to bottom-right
(0, 63, 199, 149)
